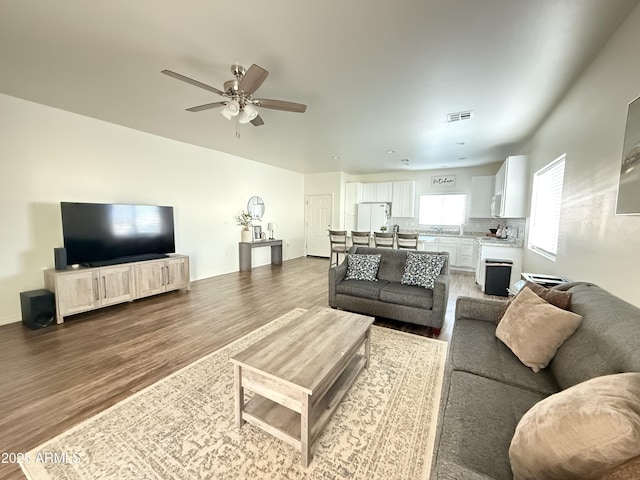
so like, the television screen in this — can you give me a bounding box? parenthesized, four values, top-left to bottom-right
(61, 202, 176, 266)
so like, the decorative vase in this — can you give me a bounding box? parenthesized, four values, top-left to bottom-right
(241, 228, 252, 243)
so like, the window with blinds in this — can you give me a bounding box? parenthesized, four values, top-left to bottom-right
(418, 194, 467, 226)
(528, 154, 566, 261)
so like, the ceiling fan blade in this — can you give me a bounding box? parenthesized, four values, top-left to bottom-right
(161, 69, 225, 96)
(238, 64, 269, 95)
(186, 101, 227, 112)
(254, 98, 307, 113)
(250, 114, 265, 127)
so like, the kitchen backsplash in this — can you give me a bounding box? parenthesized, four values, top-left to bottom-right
(391, 217, 526, 239)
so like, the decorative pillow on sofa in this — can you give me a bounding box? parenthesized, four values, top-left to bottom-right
(510, 372, 640, 480)
(401, 253, 446, 290)
(495, 286, 583, 372)
(526, 281, 572, 310)
(345, 254, 382, 281)
(497, 281, 573, 322)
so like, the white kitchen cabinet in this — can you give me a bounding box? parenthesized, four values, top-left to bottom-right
(492, 155, 529, 218)
(469, 176, 495, 218)
(457, 238, 475, 268)
(362, 183, 377, 202)
(391, 181, 416, 217)
(437, 237, 459, 267)
(361, 182, 393, 202)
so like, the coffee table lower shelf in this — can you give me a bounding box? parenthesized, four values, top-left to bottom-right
(242, 353, 367, 452)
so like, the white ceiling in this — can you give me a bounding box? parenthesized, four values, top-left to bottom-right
(0, 0, 637, 174)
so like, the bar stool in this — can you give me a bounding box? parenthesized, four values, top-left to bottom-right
(396, 233, 419, 250)
(374, 232, 394, 248)
(351, 231, 371, 247)
(328, 230, 347, 265)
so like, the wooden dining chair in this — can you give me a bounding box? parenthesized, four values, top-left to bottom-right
(328, 230, 347, 265)
(396, 233, 419, 250)
(373, 231, 395, 248)
(351, 231, 371, 247)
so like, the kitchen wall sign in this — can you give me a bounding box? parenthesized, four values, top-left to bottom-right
(431, 175, 456, 187)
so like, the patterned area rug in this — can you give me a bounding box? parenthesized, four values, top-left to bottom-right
(22, 308, 447, 480)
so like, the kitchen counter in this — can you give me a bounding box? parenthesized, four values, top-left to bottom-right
(476, 237, 523, 248)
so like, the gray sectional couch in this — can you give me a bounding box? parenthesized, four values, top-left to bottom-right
(328, 246, 449, 334)
(431, 282, 640, 479)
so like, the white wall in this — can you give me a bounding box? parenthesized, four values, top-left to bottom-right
(520, 4, 640, 306)
(0, 94, 305, 325)
(304, 172, 347, 230)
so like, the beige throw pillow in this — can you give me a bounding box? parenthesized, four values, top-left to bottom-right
(495, 286, 582, 372)
(510, 373, 640, 480)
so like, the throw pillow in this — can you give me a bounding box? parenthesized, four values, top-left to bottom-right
(345, 254, 382, 281)
(401, 253, 446, 290)
(495, 286, 583, 372)
(510, 373, 640, 480)
(497, 281, 572, 323)
(526, 281, 572, 310)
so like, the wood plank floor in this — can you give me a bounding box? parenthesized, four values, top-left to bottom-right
(0, 256, 496, 480)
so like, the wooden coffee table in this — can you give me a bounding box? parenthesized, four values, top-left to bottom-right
(230, 306, 374, 467)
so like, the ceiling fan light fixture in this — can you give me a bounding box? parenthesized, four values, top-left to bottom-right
(222, 100, 240, 119)
(238, 104, 258, 124)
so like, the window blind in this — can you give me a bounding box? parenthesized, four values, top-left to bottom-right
(528, 154, 565, 260)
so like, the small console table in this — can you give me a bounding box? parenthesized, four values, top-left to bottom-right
(239, 239, 283, 272)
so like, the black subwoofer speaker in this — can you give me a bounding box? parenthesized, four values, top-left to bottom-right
(54, 247, 67, 270)
(20, 289, 55, 329)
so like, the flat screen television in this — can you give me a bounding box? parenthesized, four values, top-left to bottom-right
(61, 202, 176, 267)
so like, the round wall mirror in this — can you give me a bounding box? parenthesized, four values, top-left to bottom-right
(247, 196, 265, 220)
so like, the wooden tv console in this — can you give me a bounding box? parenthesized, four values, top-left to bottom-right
(43, 254, 190, 324)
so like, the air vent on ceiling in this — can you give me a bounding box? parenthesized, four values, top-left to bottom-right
(447, 110, 473, 122)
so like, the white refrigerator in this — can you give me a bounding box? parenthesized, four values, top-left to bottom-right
(357, 203, 390, 233)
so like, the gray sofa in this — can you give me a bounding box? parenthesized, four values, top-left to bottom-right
(431, 282, 640, 479)
(328, 246, 449, 334)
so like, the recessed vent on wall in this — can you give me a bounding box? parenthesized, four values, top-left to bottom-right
(447, 110, 473, 122)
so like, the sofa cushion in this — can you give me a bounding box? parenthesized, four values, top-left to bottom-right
(510, 373, 640, 480)
(335, 279, 389, 300)
(379, 283, 434, 309)
(434, 371, 546, 480)
(550, 283, 640, 390)
(496, 287, 583, 372)
(401, 252, 446, 289)
(451, 318, 559, 395)
(345, 253, 382, 281)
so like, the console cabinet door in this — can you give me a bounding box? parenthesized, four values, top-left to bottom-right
(56, 270, 99, 316)
(134, 261, 166, 298)
(165, 257, 190, 291)
(98, 265, 134, 306)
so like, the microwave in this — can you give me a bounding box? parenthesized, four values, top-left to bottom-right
(491, 194, 502, 217)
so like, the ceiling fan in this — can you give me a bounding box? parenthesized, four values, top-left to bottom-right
(161, 64, 306, 127)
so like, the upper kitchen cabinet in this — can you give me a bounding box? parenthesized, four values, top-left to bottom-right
(362, 182, 393, 202)
(469, 176, 495, 217)
(492, 155, 529, 218)
(391, 181, 416, 217)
